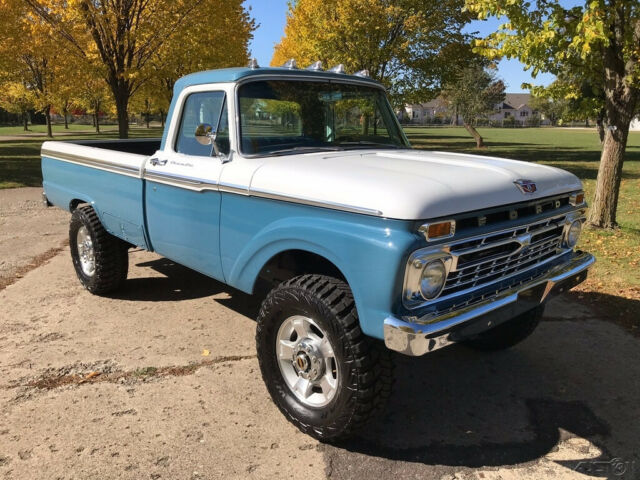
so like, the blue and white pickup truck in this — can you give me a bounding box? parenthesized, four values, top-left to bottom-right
(41, 63, 594, 440)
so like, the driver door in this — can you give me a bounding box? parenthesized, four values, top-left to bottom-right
(144, 90, 229, 281)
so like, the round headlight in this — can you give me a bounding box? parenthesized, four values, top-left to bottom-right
(566, 220, 582, 248)
(420, 259, 447, 300)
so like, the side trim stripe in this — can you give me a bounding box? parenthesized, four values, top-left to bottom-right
(43, 150, 383, 217)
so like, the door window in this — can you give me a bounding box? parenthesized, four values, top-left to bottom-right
(175, 91, 229, 156)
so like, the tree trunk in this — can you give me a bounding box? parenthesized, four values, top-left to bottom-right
(94, 102, 100, 133)
(92, 113, 96, 127)
(160, 110, 165, 128)
(463, 122, 484, 148)
(23, 113, 28, 131)
(596, 110, 605, 143)
(587, 94, 636, 228)
(44, 105, 52, 138)
(63, 107, 69, 129)
(111, 83, 130, 139)
(145, 113, 150, 129)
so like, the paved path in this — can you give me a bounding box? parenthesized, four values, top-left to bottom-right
(1, 188, 638, 479)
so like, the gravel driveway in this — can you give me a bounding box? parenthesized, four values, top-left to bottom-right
(1, 187, 638, 479)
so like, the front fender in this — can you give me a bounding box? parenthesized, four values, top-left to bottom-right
(220, 194, 418, 339)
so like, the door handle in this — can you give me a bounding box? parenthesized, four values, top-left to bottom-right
(150, 158, 167, 166)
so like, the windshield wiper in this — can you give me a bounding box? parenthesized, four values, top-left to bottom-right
(336, 141, 402, 149)
(265, 146, 344, 155)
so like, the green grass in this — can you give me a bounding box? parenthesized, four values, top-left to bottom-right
(0, 127, 163, 189)
(0, 123, 119, 135)
(405, 126, 640, 298)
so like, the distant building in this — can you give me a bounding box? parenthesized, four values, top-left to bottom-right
(631, 117, 640, 131)
(403, 93, 549, 126)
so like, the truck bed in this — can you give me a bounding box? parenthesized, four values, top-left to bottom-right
(41, 138, 161, 250)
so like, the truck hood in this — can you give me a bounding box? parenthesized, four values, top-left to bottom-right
(248, 149, 582, 220)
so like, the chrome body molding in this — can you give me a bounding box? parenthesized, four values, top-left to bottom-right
(385, 250, 595, 356)
(42, 148, 141, 178)
(249, 187, 384, 216)
(144, 171, 219, 192)
(44, 147, 381, 215)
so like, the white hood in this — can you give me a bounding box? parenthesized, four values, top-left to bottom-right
(248, 149, 582, 220)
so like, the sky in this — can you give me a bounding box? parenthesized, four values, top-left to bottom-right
(243, 0, 556, 94)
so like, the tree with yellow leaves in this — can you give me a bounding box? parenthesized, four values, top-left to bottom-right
(272, 0, 474, 105)
(25, 0, 255, 138)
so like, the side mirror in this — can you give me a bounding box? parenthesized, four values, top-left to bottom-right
(195, 123, 215, 145)
(195, 123, 222, 157)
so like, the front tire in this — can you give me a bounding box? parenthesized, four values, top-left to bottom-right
(462, 305, 544, 351)
(69, 205, 129, 295)
(256, 274, 392, 441)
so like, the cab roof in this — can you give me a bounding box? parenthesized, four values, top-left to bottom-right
(173, 66, 383, 95)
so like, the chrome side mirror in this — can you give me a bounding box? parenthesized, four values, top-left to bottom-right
(195, 123, 215, 145)
(195, 123, 221, 157)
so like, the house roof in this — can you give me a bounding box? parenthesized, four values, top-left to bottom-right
(503, 93, 531, 110)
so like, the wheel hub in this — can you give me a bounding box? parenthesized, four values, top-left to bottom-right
(76, 226, 96, 277)
(292, 339, 324, 381)
(275, 315, 339, 407)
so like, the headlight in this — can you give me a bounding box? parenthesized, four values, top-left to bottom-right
(403, 255, 449, 308)
(420, 260, 447, 299)
(565, 219, 582, 248)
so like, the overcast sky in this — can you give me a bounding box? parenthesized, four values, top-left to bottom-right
(244, 0, 557, 94)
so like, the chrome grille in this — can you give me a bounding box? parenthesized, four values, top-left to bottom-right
(443, 215, 567, 297)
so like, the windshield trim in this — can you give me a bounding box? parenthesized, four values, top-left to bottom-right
(233, 76, 410, 159)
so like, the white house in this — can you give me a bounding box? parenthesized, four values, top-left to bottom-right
(404, 93, 549, 126)
(631, 116, 640, 131)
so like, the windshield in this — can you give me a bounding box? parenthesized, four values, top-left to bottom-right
(238, 80, 409, 155)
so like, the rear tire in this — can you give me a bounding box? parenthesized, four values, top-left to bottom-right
(69, 205, 129, 295)
(462, 305, 544, 351)
(256, 274, 393, 441)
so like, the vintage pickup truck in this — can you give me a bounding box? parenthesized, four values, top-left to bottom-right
(41, 62, 594, 440)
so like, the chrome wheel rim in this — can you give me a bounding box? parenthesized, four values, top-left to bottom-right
(76, 226, 96, 277)
(276, 315, 339, 407)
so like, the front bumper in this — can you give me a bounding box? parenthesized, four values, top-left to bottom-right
(384, 250, 595, 356)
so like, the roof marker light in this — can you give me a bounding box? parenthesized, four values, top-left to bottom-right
(328, 64, 346, 74)
(282, 58, 297, 69)
(248, 58, 259, 69)
(354, 69, 370, 78)
(306, 61, 323, 71)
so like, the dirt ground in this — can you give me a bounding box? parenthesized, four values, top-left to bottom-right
(1, 188, 639, 479)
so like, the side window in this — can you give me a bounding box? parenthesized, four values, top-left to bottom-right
(175, 91, 230, 156)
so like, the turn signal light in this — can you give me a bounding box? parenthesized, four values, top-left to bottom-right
(570, 192, 585, 206)
(419, 220, 456, 241)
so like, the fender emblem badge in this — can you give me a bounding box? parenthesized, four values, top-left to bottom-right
(514, 179, 537, 194)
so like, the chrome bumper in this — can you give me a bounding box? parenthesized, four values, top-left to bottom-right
(384, 250, 595, 356)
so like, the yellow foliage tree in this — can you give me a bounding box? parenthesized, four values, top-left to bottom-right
(272, 0, 473, 104)
(26, 0, 255, 138)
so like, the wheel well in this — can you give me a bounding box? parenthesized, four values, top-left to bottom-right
(255, 249, 347, 296)
(69, 199, 89, 212)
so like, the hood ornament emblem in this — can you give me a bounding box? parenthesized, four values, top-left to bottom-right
(514, 179, 537, 194)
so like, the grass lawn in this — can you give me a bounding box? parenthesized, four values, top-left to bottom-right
(0, 127, 163, 189)
(0, 125, 638, 323)
(0, 123, 120, 136)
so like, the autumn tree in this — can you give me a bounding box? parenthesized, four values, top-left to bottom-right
(465, 0, 640, 229)
(0, 82, 36, 131)
(26, 0, 254, 139)
(148, 0, 254, 126)
(272, 0, 474, 104)
(0, 0, 62, 137)
(441, 64, 505, 147)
